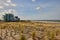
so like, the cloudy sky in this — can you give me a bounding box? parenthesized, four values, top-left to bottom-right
(0, 0, 60, 20)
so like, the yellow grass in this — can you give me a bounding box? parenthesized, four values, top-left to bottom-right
(0, 21, 60, 40)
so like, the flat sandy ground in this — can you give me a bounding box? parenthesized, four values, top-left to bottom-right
(0, 21, 60, 40)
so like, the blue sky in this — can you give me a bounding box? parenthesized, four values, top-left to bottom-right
(0, 0, 60, 20)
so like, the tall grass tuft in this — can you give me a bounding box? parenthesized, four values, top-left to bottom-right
(20, 35, 26, 40)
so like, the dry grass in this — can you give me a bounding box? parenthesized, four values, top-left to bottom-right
(0, 21, 60, 40)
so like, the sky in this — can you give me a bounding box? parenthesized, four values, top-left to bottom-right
(0, 0, 60, 20)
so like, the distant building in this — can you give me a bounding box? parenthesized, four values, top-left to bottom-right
(3, 14, 20, 22)
(15, 16, 20, 21)
(4, 14, 14, 22)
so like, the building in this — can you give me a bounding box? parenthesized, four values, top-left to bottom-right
(4, 14, 14, 22)
(3, 14, 20, 22)
(14, 16, 20, 21)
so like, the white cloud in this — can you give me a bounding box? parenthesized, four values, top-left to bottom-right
(7, 0, 11, 3)
(35, 3, 51, 11)
(8, 9, 16, 13)
(4, 3, 9, 6)
(0, 6, 4, 9)
(4, 9, 16, 14)
(0, 0, 17, 19)
(0, 0, 16, 8)
(32, 0, 36, 2)
(0, 11, 5, 20)
(10, 3, 16, 6)
(35, 6, 41, 10)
